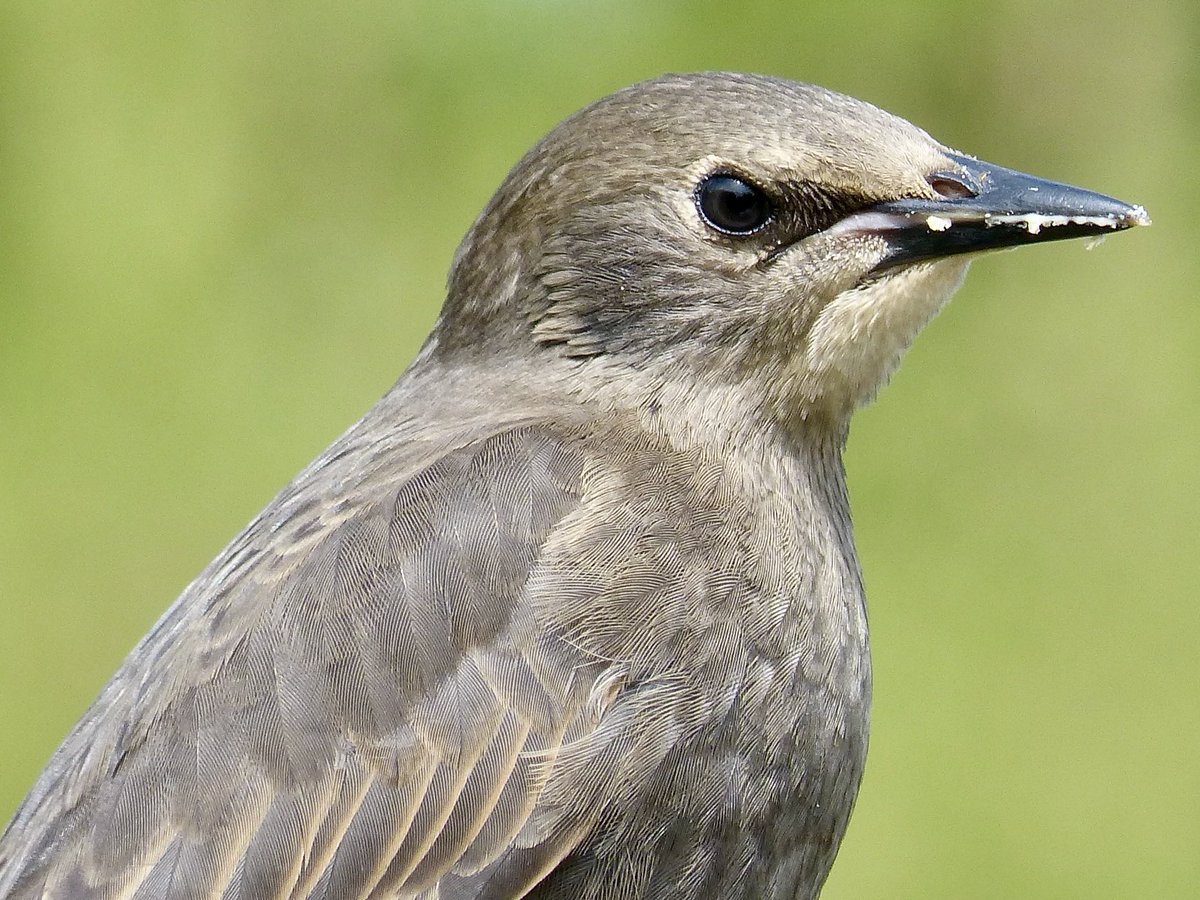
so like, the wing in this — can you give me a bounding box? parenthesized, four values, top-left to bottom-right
(0, 422, 630, 900)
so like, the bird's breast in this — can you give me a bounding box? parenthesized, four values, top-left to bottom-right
(539, 430, 872, 898)
(727, 458, 872, 897)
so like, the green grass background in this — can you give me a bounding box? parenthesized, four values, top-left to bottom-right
(1, 1, 1195, 896)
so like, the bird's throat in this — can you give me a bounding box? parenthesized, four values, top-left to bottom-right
(790, 258, 971, 417)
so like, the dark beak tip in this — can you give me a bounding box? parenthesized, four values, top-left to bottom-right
(1044, 192, 1152, 232)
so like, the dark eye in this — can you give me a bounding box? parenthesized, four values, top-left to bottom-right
(695, 174, 773, 235)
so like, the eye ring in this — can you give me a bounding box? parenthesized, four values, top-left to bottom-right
(695, 173, 774, 235)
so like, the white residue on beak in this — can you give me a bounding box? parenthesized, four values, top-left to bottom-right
(983, 207, 1150, 235)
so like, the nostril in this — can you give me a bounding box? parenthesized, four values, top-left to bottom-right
(927, 173, 977, 200)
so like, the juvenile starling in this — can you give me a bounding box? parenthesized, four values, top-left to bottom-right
(0, 73, 1147, 899)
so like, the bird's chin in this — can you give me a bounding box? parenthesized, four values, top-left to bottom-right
(793, 257, 971, 417)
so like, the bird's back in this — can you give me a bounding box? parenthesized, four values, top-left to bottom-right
(0, 374, 870, 900)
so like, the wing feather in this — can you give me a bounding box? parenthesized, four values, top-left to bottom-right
(2, 417, 770, 900)
(0, 423, 635, 900)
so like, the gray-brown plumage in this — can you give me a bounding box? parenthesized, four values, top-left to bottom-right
(0, 73, 1146, 899)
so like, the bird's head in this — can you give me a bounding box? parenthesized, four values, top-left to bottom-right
(434, 73, 1146, 435)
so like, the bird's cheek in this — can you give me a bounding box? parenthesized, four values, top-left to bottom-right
(780, 231, 891, 300)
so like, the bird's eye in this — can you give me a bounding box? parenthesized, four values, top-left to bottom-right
(695, 174, 773, 235)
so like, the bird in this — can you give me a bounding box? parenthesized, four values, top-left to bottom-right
(0, 72, 1147, 900)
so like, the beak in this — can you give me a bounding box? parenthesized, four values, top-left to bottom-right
(841, 152, 1150, 271)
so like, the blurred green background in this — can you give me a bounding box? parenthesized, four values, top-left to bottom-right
(1, 1, 1195, 896)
